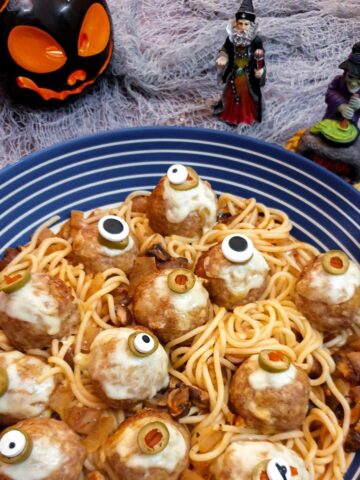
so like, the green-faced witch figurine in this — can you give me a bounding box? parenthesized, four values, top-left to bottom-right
(215, 0, 266, 126)
(286, 42, 360, 184)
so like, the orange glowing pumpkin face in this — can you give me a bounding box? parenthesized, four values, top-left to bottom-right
(4, 0, 113, 104)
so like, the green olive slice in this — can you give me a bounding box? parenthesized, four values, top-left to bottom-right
(258, 350, 291, 373)
(0, 428, 33, 464)
(251, 460, 269, 480)
(98, 235, 129, 250)
(128, 331, 159, 357)
(0, 271, 31, 294)
(170, 167, 199, 190)
(322, 250, 350, 275)
(167, 268, 196, 294)
(137, 421, 170, 455)
(0, 368, 9, 397)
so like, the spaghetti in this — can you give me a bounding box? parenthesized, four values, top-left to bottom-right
(0, 190, 356, 480)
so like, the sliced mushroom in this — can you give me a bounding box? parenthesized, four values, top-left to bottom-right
(167, 387, 191, 419)
(188, 386, 210, 410)
(146, 243, 172, 262)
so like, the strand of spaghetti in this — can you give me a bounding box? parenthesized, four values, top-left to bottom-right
(326, 375, 351, 438)
(179, 415, 208, 424)
(171, 308, 226, 369)
(195, 342, 225, 430)
(85, 279, 126, 308)
(0, 216, 60, 273)
(189, 431, 233, 463)
(75, 310, 92, 355)
(194, 349, 214, 390)
(91, 311, 114, 330)
(309, 350, 332, 387)
(71, 365, 106, 408)
(37, 367, 62, 383)
(197, 362, 216, 411)
(185, 338, 216, 386)
(168, 367, 193, 386)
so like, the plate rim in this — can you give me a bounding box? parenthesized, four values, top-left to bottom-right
(1, 126, 360, 204)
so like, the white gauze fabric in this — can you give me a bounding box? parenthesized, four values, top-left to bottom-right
(0, 0, 359, 168)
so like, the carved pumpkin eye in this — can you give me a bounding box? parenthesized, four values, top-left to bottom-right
(78, 3, 111, 57)
(0, 0, 9, 13)
(7, 26, 67, 74)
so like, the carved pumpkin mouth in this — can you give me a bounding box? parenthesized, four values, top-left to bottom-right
(15, 42, 113, 101)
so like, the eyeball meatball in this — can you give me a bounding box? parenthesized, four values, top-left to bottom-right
(210, 440, 309, 480)
(0, 351, 55, 425)
(229, 351, 310, 433)
(295, 251, 360, 332)
(82, 327, 169, 406)
(133, 268, 211, 342)
(67, 213, 138, 275)
(195, 234, 270, 310)
(0, 418, 86, 480)
(105, 409, 190, 480)
(0, 272, 79, 350)
(147, 164, 217, 237)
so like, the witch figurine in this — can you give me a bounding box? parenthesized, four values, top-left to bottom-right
(287, 42, 360, 184)
(215, 0, 266, 126)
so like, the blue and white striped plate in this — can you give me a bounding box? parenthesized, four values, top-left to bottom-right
(1, 126, 359, 477)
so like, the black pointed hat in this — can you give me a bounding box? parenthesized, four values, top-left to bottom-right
(339, 42, 360, 78)
(236, 0, 256, 22)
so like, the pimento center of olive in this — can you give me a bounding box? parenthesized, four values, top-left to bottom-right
(175, 274, 188, 285)
(145, 429, 163, 449)
(330, 256, 343, 269)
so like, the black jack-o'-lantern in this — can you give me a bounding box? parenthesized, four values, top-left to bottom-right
(2, 0, 113, 105)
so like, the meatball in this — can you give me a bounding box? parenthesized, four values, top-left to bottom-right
(0, 418, 85, 480)
(210, 440, 309, 480)
(133, 268, 211, 342)
(195, 234, 269, 310)
(229, 352, 310, 433)
(67, 214, 139, 275)
(295, 251, 360, 332)
(147, 164, 217, 237)
(85, 327, 169, 406)
(105, 409, 190, 480)
(0, 273, 79, 350)
(0, 351, 55, 425)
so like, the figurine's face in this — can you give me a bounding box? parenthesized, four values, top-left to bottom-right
(235, 19, 250, 33)
(4, 0, 113, 103)
(345, 73, 360, 94)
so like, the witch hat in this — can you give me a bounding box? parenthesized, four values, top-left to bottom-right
(339, 42, 360, 79)
(236, 0, 256, 22)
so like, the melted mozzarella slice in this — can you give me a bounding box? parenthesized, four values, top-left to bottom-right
(210, 441, 309, 480)
(89, 328, 169, 400)
(215, 248, 269, 296)
(154, 273, 209, 321)
(0, 434, 65, 480)
(162, 178, 217, 232)
(0, 276, 62, 335)
(248, 356, 297, 390)
(305, 261, 360, 304)
(0, 351, 55, 419)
